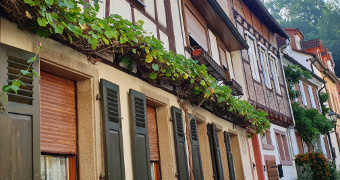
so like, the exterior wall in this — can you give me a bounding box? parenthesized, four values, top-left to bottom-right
(290, 51, 313, 72)
(0, 0, 257, 179)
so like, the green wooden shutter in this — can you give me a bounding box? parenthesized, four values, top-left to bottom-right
(224, 131, 236, 180)
(0, 43, 40, 179)
(208, 123, 224, 180)
(171, 106, 189, 180)
(129, 89, 151, 180)
(190, 116, 204, 180)
(100, 79, 125, 180)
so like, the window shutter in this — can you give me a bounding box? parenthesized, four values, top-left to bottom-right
(266, 160, 279, 180)
(171, 106, 189, 180)
(316, 90, 322, 112)
(0, 43, 40, 179)
(224, 132, 236, 180)
(307, 85, 316, 109)
(291, 85, 298, 102)
(207, 123, 224, 180)
(190, 116, 204, 180)
(129, 89, 151, 180)
(100, 79, 125, 180)
(299, 80, 307, 106)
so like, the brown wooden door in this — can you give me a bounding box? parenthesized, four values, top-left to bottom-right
(266, 160, 279, 180)
(0, 44, 40, 179)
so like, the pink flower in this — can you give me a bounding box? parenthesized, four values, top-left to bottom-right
(37, 42, 42, 47)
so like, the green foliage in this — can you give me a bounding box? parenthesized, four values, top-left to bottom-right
(1, 0, 271, 135)
(292, 102, 334, 143)
(296, 164, 313, 180)
(284, 65, 311, 100)
(295, 152, 332, 180)
(265, 0, 340, 78)
(319, 91, 331, 115)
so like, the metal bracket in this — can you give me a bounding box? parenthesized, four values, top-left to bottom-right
(96, 94, 101, 100)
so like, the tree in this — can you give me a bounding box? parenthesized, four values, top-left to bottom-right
(265, 0, 340, 78)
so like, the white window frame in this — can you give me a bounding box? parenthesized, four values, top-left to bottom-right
(307, 85, 316, 109)
(258, 44, 271, 89)
(299, 80, 307, 106)
(245, 32, 260, 82)
(269, 53, 281, 94)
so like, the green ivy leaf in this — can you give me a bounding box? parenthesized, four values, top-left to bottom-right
(32, 70, 39, 78)
(132, 48, 136, 54)
(45, 0, 54, 5)
(145, 54, 153, 63)
(200, 80, 206, 86)
(37, 17, 48, 27)
(2, 85, 10, 92)
(90, 37, 98, 49)
(27, 57, 36, 63)
(64, 0, 75, 8)
(149, 73, 157, 80)
(46, 13, 53, 24)
(152, 64, 159, 71)
(52, 24, 65, 34)
(102, 37, 109, 45)
(20, 70, 30, 76)
(10, 85, 20, 94)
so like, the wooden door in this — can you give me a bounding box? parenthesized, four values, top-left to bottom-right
(266, 160, 279, 180)
(0, 43, 40, 179)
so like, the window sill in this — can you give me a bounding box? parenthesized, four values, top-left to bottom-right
(262, 144, 275, 150)
(127, 0, 146, 11)
(280, 160, 293, 166)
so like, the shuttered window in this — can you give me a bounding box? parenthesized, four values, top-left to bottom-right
(299, 80, 307, 106)
(316, 90, 322, 112)
(185, 6, 209, 51)
(274, 129, 292, 166)
(130, 89, 152, 180)
(0, 44, 40, 179)
(40, 71, 77, 154)
(190, 116, 204, 180)
(207, 123, 224, 180)
(224, 132, 236, 180)
(269, 56, 281, 94)
(100, 79, 125, 180)
(307, 85, 316, 109)
(171, 106, 189, 180)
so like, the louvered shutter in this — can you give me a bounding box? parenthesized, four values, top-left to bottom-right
(190, 116, 204, 180)
(299, 80, 307, 106)
(171, 106, 189, 180)
(266, 160, 279, 180)
(207, 123, 224, 180)
(307, 85, 316, 109)
(224, 132, 236, 180)
(129, 89, 151, 180)
(0, 43, 40, 179)
(100, 79, 125, 180)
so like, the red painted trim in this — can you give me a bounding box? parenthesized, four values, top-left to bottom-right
(251, 134, 265, 180)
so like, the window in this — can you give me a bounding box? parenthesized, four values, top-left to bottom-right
(246, 34, 260, 81)
(292, 85, 298, 102)
(208, 29, 221, 65)
(258, 46, 271, 88)
(316, 89, 323, 112)
(307, 85, 316, 109)
(299, 80, 307, 106)
(269, 55, 281, 94)
(147, 105, 161, 180)
(295, 35, 301, 50)
(261, 130, 274, 150)
(274, 129, 292, 166)
(327, 60, 333, 71)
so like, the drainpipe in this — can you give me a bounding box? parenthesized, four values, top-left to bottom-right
(278, 38, 298, 157)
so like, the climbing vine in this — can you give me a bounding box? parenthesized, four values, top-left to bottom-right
(0, 0, 270, 135)
(285, 65, 333, 144)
